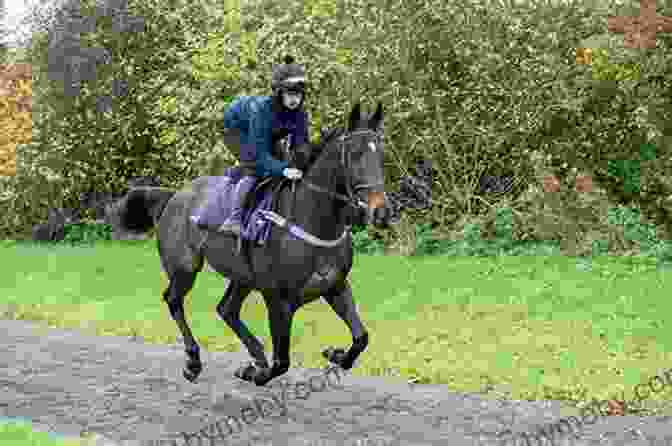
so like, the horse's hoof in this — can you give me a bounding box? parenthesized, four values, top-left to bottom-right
(234, 362, 272, 386)
(183, 368, 199, 382)
(234, 363, 258, 382)
(322, 347, 349, 368)
(183, 360, 203, 382)
(252, 367, 273, 386)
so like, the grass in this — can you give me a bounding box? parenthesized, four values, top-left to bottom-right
(0, 419, 105, 446)
(3, 237, 672, 421)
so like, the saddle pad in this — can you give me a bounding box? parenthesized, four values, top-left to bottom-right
(201, 167, 275, 245)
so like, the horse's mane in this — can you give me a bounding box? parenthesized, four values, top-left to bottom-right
(315, 127, 345, 154)
(299, 127, 345, 172)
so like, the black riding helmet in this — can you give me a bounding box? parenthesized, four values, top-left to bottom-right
(271, 55, 306, 102)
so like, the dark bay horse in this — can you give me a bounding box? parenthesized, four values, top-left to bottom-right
(114, 102, 390, 386)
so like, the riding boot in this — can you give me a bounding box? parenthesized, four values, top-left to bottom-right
(217, 175, 256, 235)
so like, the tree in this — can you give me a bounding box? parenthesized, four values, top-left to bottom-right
(0, 0, 232, 237)
(14, 0, 227, 206)
(0, 63, 32, 177)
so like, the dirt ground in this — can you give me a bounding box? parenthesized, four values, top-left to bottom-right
(1, 319, 671, 446)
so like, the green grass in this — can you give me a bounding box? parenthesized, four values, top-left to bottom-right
(0, 419, 97, 446)
(3, 238, 672, 418)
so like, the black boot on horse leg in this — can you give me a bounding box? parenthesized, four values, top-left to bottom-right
(241, 294, 294, 386)
(163, 270, 203, 382)
(216, 281, 270, 380)
(321, 281, 369, 370)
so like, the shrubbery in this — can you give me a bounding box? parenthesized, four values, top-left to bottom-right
(61, 222, 114, 245)
(0, 65, 32, 178)
(26, 200, 672, 268)
(2, 0, 671, 259)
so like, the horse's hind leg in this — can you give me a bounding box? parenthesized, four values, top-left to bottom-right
(216, 282, 270, 376)
(163, 269, 203, 382)
(251, 292, 296, 386)
(322, 280, 369, 370)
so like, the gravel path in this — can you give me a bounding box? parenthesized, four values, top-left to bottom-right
(1, 319, 671, 446)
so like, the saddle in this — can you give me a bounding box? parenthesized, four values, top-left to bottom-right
(226, 175, 290, 271)
(197, 172, 292, 257)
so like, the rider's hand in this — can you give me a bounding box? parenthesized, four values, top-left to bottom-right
(283, 168, 303, 179)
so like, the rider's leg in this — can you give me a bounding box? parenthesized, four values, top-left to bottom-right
(216, 174, 257, 235)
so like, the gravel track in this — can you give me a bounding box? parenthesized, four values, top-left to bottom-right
(1, 319, 671, 446)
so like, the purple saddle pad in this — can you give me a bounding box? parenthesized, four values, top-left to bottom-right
(202, 167, 275, 245)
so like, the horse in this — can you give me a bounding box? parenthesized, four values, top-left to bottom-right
(114, 102, 390, 386)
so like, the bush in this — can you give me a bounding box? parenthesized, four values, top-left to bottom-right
(607, 205, 660, 251)
(0, 64, 32, 177)
(5, 0, 671, 256)
(351, 224, 385, 255)
(62, 222, 113, 245)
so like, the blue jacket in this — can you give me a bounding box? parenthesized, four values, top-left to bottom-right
(223, 95, 309, 178)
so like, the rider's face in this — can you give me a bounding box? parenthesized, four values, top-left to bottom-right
(281, 91, 302, 110)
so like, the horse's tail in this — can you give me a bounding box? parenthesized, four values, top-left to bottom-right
(115, 186, 176, 233)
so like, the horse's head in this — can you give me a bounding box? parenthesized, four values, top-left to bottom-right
(342, 102, 388, 227)
(300, 102, 390, 228)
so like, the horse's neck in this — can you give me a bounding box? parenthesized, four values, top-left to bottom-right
(292, 154, 346, 240)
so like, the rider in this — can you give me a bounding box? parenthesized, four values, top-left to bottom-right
(191, 55, 310, 235)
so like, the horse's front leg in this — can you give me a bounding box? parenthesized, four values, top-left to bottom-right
(249, 292, 296, 386)
(216, 281, 270, 382)
(321, 280, 369, 370)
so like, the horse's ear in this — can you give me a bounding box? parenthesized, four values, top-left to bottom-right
(348, 103, 361, 130)
(370, 102, 383, 129)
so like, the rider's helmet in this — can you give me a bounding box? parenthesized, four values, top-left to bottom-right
(271, 55, 306, 107)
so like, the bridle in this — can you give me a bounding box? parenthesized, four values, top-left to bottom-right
(299, 129, 385, 213)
